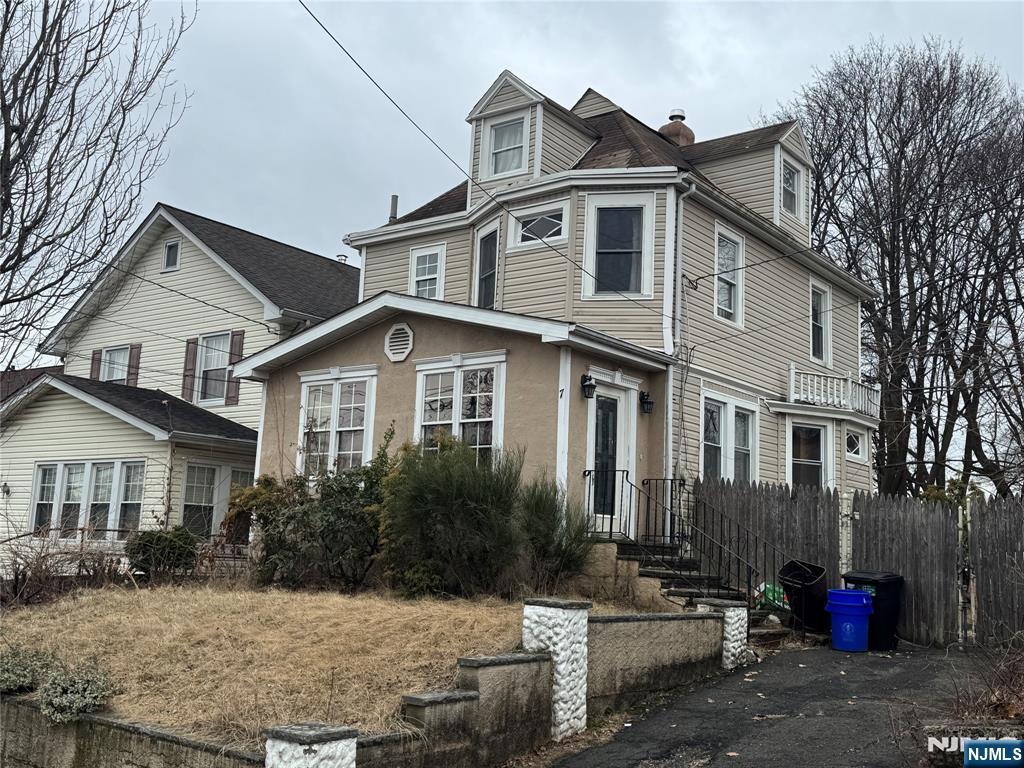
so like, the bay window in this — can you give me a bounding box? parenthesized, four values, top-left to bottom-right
(584, 193, 655, 298)
(416, 353, 505, 462)
(299, 370, 377, 475)
(701, 394, 757, 483)
(791, 423, 826, 488)
(508, 199, 570, 249)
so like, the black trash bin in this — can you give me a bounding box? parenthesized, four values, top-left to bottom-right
(842, 570, 904, 651)
(779, 560, 829, 633)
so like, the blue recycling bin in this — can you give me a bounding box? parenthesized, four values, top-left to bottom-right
(825, 588, 872, 652)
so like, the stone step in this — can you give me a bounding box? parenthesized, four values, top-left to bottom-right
(638, 568, 725, 587)
(661, 586, 748, 602)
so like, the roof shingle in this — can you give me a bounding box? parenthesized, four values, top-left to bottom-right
(390, 182, 468, 226)
(162, 205, 360, 320)
(678, 121, 798, 164)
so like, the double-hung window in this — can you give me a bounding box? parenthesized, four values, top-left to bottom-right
(791, 423, 826, 488)
(31, 460, 146, 540)
(702, 395, 757, 483)
(584, 193, 655, 297)
(782, 160, 801, 218)
(299, 370, 377, 476)
(100, 346, 130, 385)
(409, 244, 445, 300)
(183, 464, 218, 538)
(197, 332, 230, 402)
(487, 114, 526, 177)
(475, 222, 499, 310)
(714, 225, 744, 324)
(417, 353, 504, 463)
(810, 282, 832, 364)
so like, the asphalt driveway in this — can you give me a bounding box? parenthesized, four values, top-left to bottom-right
(557, 646, 964, 768)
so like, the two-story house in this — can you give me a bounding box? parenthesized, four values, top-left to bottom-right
(234, 71, 880, 540)
(0, 204, 359, 548)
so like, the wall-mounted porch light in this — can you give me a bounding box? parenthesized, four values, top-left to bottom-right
(580, 374, 597, 399)
(639, 391, 655, 414)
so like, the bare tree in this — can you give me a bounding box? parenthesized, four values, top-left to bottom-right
(0, 0, 191, 369)
(777, 38, 1024, 496)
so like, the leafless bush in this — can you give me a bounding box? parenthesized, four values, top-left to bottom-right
(952, 642, 1024, 721)
(1, 533, 128, 607)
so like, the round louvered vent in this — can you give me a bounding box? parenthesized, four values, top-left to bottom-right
(385, 322, 414, 362)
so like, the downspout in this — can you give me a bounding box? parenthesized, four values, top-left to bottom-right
(673, 180, 697, 478)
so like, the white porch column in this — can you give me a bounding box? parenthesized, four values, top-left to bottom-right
(264, 724, 357, 768)
(522, 598, 590, 741)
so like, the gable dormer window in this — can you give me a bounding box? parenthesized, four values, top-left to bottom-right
(781, 160, 801, 219)
(482, 110, 528, 179)
(162, 240, 180, 272)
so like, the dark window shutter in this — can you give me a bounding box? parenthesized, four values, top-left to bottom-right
(224, 330, 245, 406)
(126, 344, 142, 387)
(90, 350, 102, 380)
(181, 338, 199, 401)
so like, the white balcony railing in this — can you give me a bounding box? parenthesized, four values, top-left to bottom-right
(789, 363, 880, 419)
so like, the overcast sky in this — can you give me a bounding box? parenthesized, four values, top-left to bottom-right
(147, 1, 1024, 265)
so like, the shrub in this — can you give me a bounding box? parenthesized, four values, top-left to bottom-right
(0, 646, 58, 694)
(38, 661, 116, 723)
(124, 527, 199, 579)
(381, 440, 524, 597)
(516, 477, 593, 591)
(252, 426, 396, 590)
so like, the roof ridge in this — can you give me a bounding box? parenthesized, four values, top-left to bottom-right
(159, 203, 340, 265)
(684, 119, 798, 150)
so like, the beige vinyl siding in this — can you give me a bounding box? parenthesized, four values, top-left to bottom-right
(695, 148, 776, 224)
(61, 222, 273, 429)
(470, 106, 537, 207)
(778, 132, 813, 245)
(681, 198, 859, 394)
(498, 190, 574, 319)
(571, 188, 667, 349)
(362, 228, 473, 304)
(540, 108, 594, 175)
(486, 81, 534, 112)
(572, 91, 618, 119)
(0, 390, 170, 542)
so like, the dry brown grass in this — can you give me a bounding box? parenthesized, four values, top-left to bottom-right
(0, 585, 524, 749)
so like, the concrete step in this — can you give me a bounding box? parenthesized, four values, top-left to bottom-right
(747, 626, 794, 649)
(661, 586, 748, 602)
(639, 568, 725, 587)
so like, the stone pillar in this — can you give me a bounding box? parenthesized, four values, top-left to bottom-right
(264, 724, 358, 768)
(838, 491, 854, 577)
(522, 598, 590, 741)
(696, 598, 749, 670)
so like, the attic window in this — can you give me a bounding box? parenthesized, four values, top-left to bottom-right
(385, 323, 414, 362)
(163, 240, 180, 272)
(483, 110, 528, 178)
(781, 160, 801, 219)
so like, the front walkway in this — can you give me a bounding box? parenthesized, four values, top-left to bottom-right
(558, 647, 963, 768)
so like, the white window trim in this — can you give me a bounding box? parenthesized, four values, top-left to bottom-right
(505, 198, 570, 252)
(785, 416, 835, 489)
(295, 367, 379, 475)
(161, 238, 181, 273)
(413, 352, 506, 451)
(100, 345, 131, 383)
(780, 152, 805, 222)
(712, 221, 745, 328)
(27, 458, 147, 541)
(698, 389, 759, 483)
(196, 330, 232, 406)
(179, 460, 254, 538)
(582, 191, 656, 300)
(472, 218, 501, 308)
(407, 243, 446, 301)
(480, 108, 530, 180)
(809, 278, 833, 367)
(845, 425, 868, 464)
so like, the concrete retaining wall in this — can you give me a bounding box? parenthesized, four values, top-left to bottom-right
(0, 697, 261, 768)
(587, 612, 724, 712)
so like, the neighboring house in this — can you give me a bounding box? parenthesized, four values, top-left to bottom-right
(0, 366, 63, 402)
(235, 71, 879, 542)
(0, 205, 359, 548)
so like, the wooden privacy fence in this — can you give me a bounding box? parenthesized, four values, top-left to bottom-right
(851, 492, 960, 647)
(691, 479, 1024, 647)
(969, 495, 1024, 645)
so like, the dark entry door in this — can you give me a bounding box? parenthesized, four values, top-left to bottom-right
(594, 395, 619, 518)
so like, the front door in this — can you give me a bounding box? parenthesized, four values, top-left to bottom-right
(593, 395, 619, 521)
